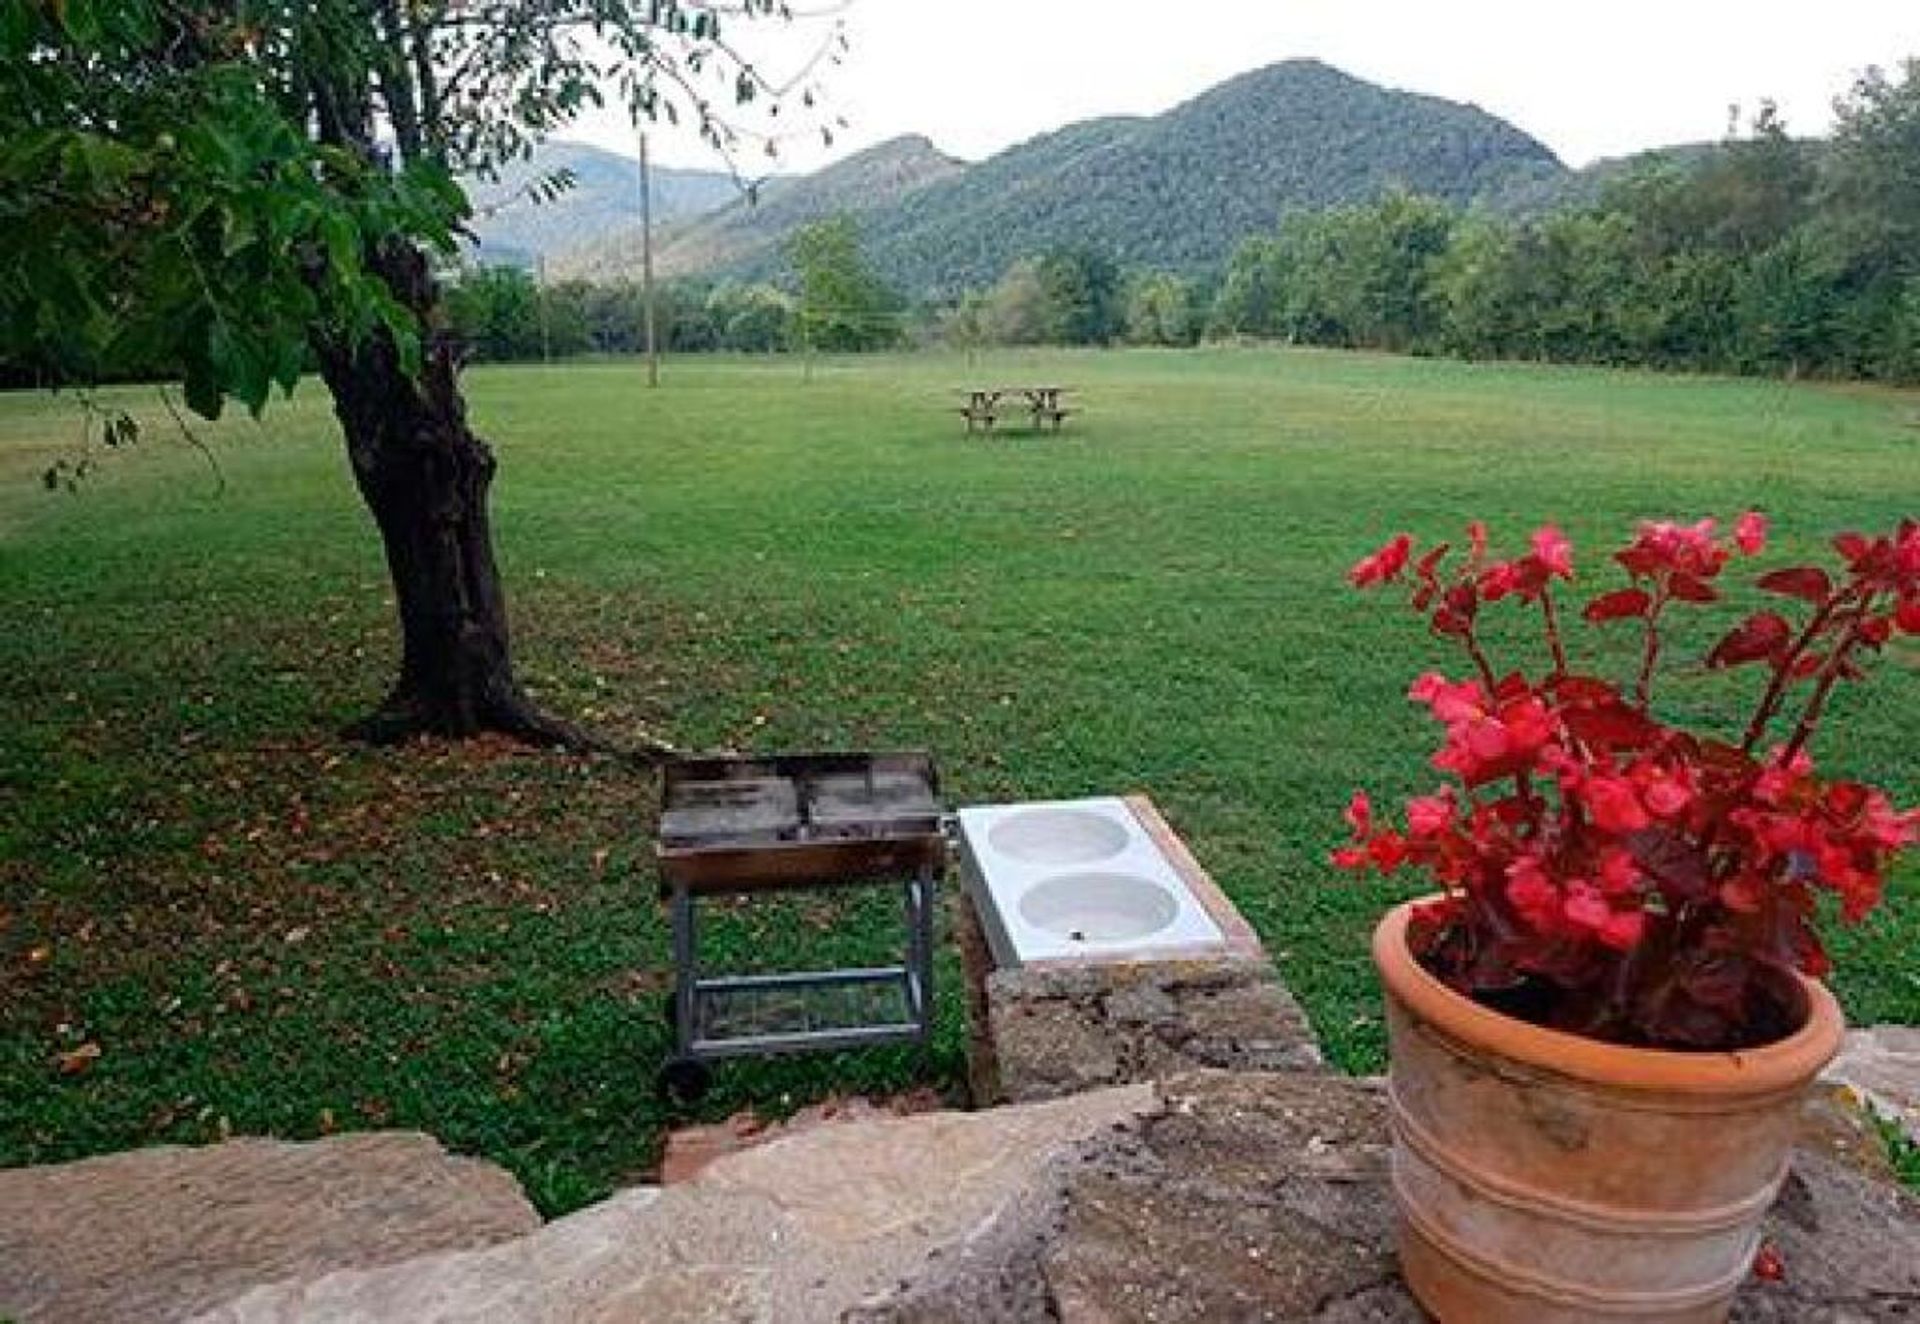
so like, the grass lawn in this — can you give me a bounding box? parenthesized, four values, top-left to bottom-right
(3, 346, 1917, 1214)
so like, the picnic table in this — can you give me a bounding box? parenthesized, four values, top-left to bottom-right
(957, 385, 1075, 434)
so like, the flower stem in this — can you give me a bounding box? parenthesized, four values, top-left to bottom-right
(1634, 588, 1669, 709)
(1540, 587, 1570, 678)
(1740, 589, 1857, 755)
(1463, 627, 1501, 693)
(1780, 597, 1877, 764)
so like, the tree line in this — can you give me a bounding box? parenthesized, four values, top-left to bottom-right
(1207, 70, 1920, 382)
(443, 232, 1205, 360)
(442, 59, 1920, 386)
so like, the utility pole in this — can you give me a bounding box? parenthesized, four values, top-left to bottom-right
(638, 129, 659, 388)
(535, 252, 551, 366)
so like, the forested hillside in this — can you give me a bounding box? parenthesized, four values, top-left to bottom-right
(553, 135, 964, 282)
(559, 60, 1569, 294)
(865, 59, 1565, 292)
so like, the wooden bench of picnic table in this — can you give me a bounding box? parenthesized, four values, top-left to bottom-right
(957, 386, 1075, 434)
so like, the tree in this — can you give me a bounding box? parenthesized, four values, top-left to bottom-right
(1123, 271, 1199, 346)
(983, 260, 1051, 345)
(0, 0, 839, 743)
(1035, 246, 1122, 345)
(1819, 60, 1920, 377)
(787, 215, 902, 352)
(1210, 236, 1286, 338)
(940, 290, 992, 357)
(706, 282, 794, 352)
(444, 266, 543, 362)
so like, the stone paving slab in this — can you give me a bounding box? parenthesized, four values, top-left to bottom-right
(859, 1072, 1920, 1324)
(0, 1132, 540, 1324)
(194, 1084, 1157, 1324)
(1828, 1026, 1920, 1144)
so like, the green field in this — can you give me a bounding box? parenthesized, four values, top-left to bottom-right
(3, 347, 1917, 1213)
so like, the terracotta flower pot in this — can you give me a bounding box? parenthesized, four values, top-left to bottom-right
(1373, 899, 1844, 1324)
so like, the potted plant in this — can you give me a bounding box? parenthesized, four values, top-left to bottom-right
(1337, 514, 1919, 1323)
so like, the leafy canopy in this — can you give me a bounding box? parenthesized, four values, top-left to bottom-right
(0, 0, 840, 421)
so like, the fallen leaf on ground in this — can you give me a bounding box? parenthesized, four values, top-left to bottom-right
(56, 1042, 102, 1076)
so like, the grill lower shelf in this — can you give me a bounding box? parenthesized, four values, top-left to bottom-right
(688, 967, 921, 1058)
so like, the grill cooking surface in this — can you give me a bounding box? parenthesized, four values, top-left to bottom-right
(657, 752, 944, 888)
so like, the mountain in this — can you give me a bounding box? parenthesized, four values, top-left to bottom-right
(463, 142, 744, 268)
(861, 60, 1567, 291)
(555, 60, 1571, 294)
(553, 134, 965, 283)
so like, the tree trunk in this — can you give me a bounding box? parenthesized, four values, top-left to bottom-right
(313, 242, 577, 747)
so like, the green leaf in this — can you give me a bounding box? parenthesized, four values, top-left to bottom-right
(182, 355, 224, 421)
(320, 213, 360, 275)
(0, 0, 38, 58)
(271, 338, 304, 396)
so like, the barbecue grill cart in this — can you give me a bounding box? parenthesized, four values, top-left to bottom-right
(654, 751, 946, 1100)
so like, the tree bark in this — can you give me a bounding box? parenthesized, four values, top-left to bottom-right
(312, 241, 580, 748)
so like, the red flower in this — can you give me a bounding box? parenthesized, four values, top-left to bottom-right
(1350, 534, 1414, 587)
(1406, 791, 1456, 839)
(1735, 510, 1769, 556)
(1561, 881, 1643, 950)
(1597, 907, 1647, 951)
(1344, 789, 1374, 837)
(1633, 764, 1695, 820)
(1505, 856, 1561, 931)
(1367, 831, 1410, 872)
(1584, 774, 1650, 834)
(1409, 672, 1482, 722)
(1595, 847, 1642, 897)
(1619, 518, 1732, 580)
(1531, 524, 1575, 579)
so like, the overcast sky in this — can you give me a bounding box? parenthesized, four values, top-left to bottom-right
(561, 1, 1920, 175)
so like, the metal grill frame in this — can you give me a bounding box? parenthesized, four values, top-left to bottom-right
(654, 752, 944, 1096)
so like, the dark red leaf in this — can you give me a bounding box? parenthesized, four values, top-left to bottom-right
(1708, 612, 1791, 669)
(1897, 596, 1920, 635)
(1668, 573, 1719, 603)
(1627, 826, 1711, 900)
(1677, 952, 1751, 1012)
(1860, 615, 1893, 646)
(1615, 546, 1661, 577)
(1756, 566, 1833, 603)
(1493, 671, 1531, 701)
(1833, 532, 1871, 564)
(1550, 673, 1622, 704)
(1562, 699, 1663, 751)
(1694, 739, 1754, 776)
(1790, 651, 1825, 679)
(1583, 588, 1653, 622)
